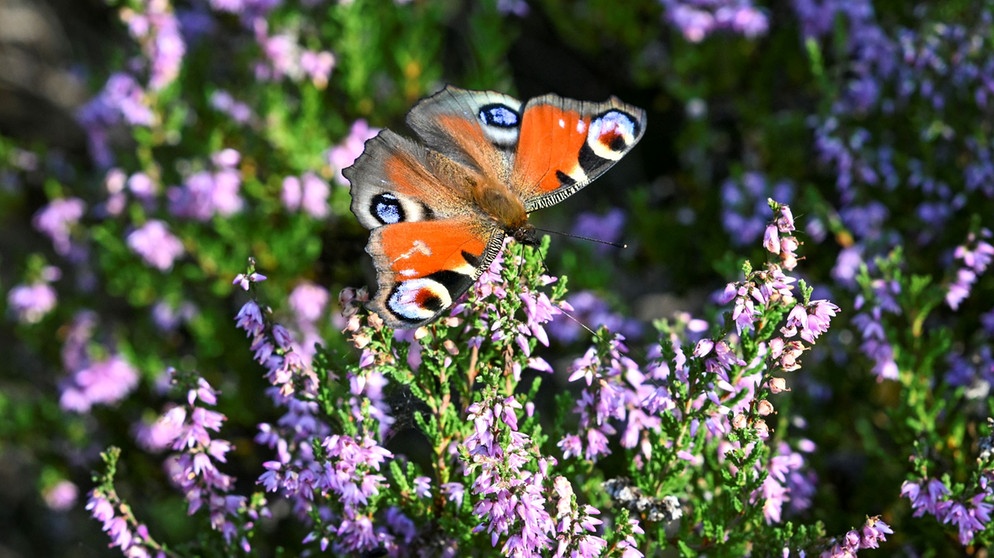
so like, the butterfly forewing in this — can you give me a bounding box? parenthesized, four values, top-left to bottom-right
(406, 86, 522, 184)
(512, 95, 646, 211)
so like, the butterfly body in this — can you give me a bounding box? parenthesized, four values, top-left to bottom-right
(344, 86, 646, 328)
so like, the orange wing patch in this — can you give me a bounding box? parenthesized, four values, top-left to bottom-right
(378, 220, 487, 278)
(383, 148, 441, 200)
(512, 105, 590, 195)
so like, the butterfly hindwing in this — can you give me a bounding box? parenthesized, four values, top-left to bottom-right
(368, 219, 504, 327)
(510, 94, 646, 211)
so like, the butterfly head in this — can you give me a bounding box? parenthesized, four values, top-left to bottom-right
(511, 222, 538, 246)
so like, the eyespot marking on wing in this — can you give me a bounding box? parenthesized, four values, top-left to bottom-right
(477, 103, 520, 148)
(387, 278, 451, 324)
(372, 193, 404, 225)
(586, 110, 641, 161)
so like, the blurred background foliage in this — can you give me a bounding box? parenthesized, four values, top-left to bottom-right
(0, 0, 992, 555)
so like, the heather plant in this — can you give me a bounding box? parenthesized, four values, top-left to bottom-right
(2, 0, 993, 556)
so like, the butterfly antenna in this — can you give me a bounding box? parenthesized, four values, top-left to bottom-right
(533, 227, 628, 249)
(560, 305, 599, 338)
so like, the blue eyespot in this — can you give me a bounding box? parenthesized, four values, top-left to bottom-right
(372, 193, 403, 225)
(479, 104, 519, 128)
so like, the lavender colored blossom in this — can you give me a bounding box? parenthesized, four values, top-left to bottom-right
(947, 229, 994, 310)
(551, 476, 607, 557)
(819, 516, 893, 557)
(127, 220, 185, 270)
(120, 0, 186, 90)
(128, 172, 158, 199)
(76, 73, 154, 166)
(33, 197, 85, 256)
(7, 281, 58, 324)
(757, 442, 812, 524)
(300, 49, 335, 88)
(901, 477, 992, 545)
(831, 246, 864, 287)
(660, 0, 769, 43)
(210, 0, 281, 17)
(561, 336, 660, 461)
(152, 300, 197, 331)
(288, 281, 330, 324)
(168, 153, 245, 220)
(139, 372, 251, 549)
(465, 396, 555, 555)
(60, 354, 140, 413)
(253, 21, 302, 81)
(87, 489, 160, 556)
(43, 479, 79, 512)
(721, 174, 795, 246)
(852, 305, 899, 382)
(210, 90, 253, 123)
(497, 0, 529, 16)
(298, 172, 330, 218)
(282, 176, 303, 211)
(329, 120, 380, 185)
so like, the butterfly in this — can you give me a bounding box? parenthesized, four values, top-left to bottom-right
(343, 86, 646, 328)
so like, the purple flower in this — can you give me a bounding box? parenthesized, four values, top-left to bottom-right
(466, 396, 555, 553)
(831, 246, 864, 287)
(819, 515, 893, 557)
(233, 271, 267, 292)
(288, 281, 329, 325)
(76, 73, 154, 166)
(947, 229, 994, 310)
(120, 0, 186, 90)
(33, 197, 86, 256)
(7, 281, 58, 324)
(661, 0, 769, 43)
(756, 442, 810, 524)
(143, 371, 250, 549)
(128, 172, 158, 199)
(301, 172, 330, 218)
(562, 336, 659, 461)
(282, 176, 302, 211)
(902, 478, 951, 518)
(852, 307, 899, 381)
(300, 50, 335, 88)
(721, 173, 794, 246)
(497, 0, 530, 16)
(152, 300, 197, 331)
(329, 120, 380, 186)
(168, 155, 245, 220)
(86, 490, 158, 555)
(552, 476, 607, 557)
(210, 90, 253, 123)
(127, 220, 185, 270)
(60, 354, 140, 413)
(43, 479, 79, 512)
(413, 476, 432, 499)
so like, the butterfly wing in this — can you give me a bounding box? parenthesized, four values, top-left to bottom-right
(365, 218, 504, 327)
(405, 86, 523, 183)
(343, 128, 505, 328)
(510, 94, 646, 211)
